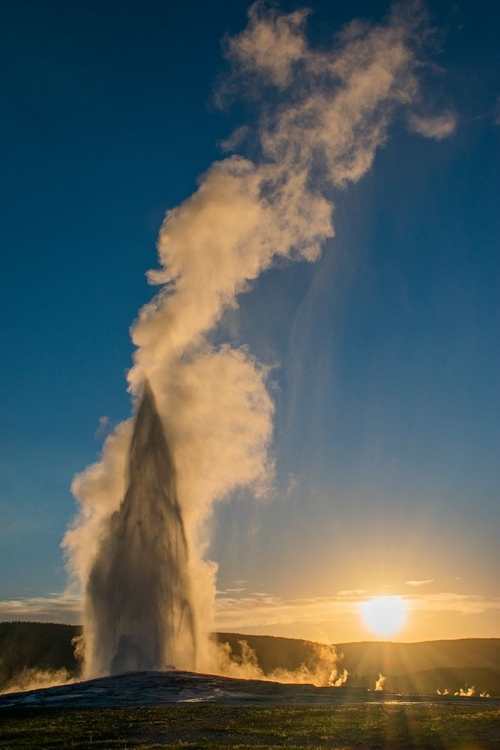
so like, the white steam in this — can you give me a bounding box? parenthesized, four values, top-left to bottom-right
(63, 1, 452, 678)
(455, 685, 476, 697)
(214, 640, 347, 687)
(0, 669, 74, 695)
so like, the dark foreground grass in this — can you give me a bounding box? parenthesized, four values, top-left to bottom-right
(0, 703, 499, 750)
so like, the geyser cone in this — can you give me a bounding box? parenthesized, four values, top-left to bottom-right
(85, 381, 196, 676)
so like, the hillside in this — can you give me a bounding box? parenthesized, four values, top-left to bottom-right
(216, 632, 500, 678)
(335, 639, 500, 675)
(1, 622, 499, 696)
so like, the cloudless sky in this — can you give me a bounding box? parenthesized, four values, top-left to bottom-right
(1, 0, 499, 643)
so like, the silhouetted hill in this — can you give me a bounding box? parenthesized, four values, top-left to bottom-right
(335, 639, 500, 675)
(1, 622, 499, 696)
(216, 632, 500, 673)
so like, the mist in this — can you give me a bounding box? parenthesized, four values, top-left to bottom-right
(0, 669, 74, 695)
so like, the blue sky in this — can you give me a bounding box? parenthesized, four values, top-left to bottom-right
(1, 0, 499, 643)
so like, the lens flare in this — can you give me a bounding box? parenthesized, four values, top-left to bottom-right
(360, 596, 407, 638)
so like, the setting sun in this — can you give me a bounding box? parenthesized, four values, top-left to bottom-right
(361, 596, 408, 638)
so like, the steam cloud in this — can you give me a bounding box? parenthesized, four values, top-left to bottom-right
(217, 640, 348, 686)
(455, 685, 476, 697)
(0, 669, 74, 695)
(63, 1, 452, 679)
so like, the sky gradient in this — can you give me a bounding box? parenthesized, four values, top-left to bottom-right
(1, 0, 499, 644)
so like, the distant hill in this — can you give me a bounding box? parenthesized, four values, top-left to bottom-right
(216, 632, 500, 670)
(1, 622, 499, 696)
(335, 639, 500, 674)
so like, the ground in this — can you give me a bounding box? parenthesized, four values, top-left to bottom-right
(1, 703, 500, 749)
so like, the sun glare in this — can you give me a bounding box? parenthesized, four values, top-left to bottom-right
(360, 596, 407, 638)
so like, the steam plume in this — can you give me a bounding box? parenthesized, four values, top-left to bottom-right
(216, 640, 348, 686)
(0, 669, 74, 695)
(64, 1, 450, 678)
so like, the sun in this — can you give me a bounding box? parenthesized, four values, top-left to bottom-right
(360, 596, 408, 638)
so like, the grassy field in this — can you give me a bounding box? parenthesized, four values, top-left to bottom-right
(1, 703, 499, 749)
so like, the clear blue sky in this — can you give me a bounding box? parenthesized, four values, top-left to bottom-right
(1, 0, 499, 642)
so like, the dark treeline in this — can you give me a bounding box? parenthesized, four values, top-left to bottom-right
(1, 622, 499, 696)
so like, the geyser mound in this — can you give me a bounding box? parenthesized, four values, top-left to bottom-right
(85, 382, 196, 676)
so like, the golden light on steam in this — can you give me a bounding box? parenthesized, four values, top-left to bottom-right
(360, 596, 408, 638)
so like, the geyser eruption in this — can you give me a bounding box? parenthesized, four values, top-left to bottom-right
(64, 1, 454, 680)
(85, 382, 196, 675)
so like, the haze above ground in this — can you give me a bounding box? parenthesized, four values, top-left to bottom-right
(1, 0, 499, 643)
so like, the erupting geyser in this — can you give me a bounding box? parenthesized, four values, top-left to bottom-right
(64, 1, 455, 681)
(85, 381, 196, 675)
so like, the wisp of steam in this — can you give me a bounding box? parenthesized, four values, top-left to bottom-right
(63, 1, 454, 679)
